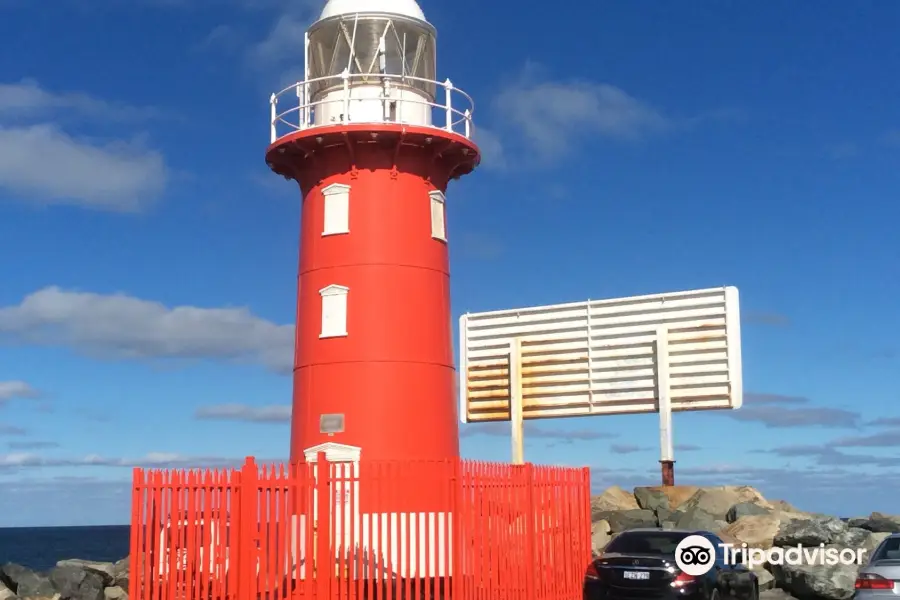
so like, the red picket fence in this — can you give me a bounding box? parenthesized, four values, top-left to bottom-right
(129, 456, 591, 600)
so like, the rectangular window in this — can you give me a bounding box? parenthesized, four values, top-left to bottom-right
(320, 285, 349, 338)
(322, 184, 350, 236)
(430, 190, 446, 241)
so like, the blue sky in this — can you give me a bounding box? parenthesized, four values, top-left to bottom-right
(1, 0, 899, 527)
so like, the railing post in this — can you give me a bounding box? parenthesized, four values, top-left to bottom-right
(237, 457, 259, 600)
(464, 109, 471, 138)
(269, 94, 277, 143)
(295, 83, 305, 130)
(342, 69, 350, 123)
(443, 78, 453, 132)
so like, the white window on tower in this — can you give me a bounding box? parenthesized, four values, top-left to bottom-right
(319, 284, 349, 338)
(429, 190, 446, 241)
(322, 183, 350, 236)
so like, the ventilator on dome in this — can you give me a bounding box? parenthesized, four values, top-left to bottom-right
(301, 0, 438, 128)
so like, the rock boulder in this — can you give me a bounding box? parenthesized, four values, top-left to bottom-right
(111, 558, 128, 592)
(0, 559, 130, 600)
(723, 514, 783, 549)
(852, 512, 900, 533)
(591, 486, 639, 515)
(592, 520, 612, 554)
(56, 561, 116, 588)
(673, 506, 720, 531)
(0, 563, 55, 599)
(103, 587, 126, 600)
(0, 580, 15, 600)
(598, 509, 657, 533)
(633, 487, 670, 512)
(768, 560, 860, 600)
(679, 486, 772, 520)
(656, 508, 683, 529)
(728, 501, 772, 523)
(49, 565, 106, 600)
(774, 516, 847, 547)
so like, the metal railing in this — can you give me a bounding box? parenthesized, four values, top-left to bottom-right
(269, 71, 475, 143)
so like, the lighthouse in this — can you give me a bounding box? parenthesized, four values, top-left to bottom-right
(265, 0, 480, 465)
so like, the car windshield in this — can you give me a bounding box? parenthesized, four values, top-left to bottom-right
(604, 531, 691, 555)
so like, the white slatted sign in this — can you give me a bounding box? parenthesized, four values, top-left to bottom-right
(459, 286, 742, 423)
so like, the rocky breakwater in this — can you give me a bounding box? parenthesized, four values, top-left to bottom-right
(591, 485, 900, 600)
(0, 558, 128, 600)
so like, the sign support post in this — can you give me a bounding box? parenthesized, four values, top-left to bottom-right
(510, 338, 524, 464)
(655, 326, 675, 485)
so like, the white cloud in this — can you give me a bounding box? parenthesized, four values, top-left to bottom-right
(472, 127, 506, 170)
(241, 0, 322, 84)
(0, 380, 40, 405)
(491, 64, 669, 161)
(460, 422, 616, 442)
(0, 451, 243, 469)
(250, 13, 309, 64)
(0, 79, 162, 121)
(0, 80, 169, 211)
(0, 125, 167, 211)
(485, 64, 741, 167)
(195, 24, 244, 52)
(0, 425, 27, 436)
(0, 286, 293, 373)
(719, 392, 860, 429)
(195, 403, 292, 422)
(7, 441, 59, 450)
(458, 232, 505, 260)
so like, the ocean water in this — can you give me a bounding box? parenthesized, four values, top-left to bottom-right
(0, 525, 130, 573)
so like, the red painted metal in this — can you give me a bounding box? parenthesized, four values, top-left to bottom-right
(130, 457, 591, 600)
(265, 124, 480, 464)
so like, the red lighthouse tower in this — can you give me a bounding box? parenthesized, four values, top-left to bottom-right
(265, 0, 479, 464)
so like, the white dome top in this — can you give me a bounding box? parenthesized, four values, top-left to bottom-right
(317, 0, 427, 21)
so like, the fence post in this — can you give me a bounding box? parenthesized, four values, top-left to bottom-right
(583, 467, 592, 561)
(237, 457, 259, 600)
(523, 463, 537, 600)
(451, 458, 463, 600)
(315, 452, 331, 600)
(128, 468, 143, 600)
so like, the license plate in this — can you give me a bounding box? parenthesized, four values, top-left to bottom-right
(623, 571, 650, 580)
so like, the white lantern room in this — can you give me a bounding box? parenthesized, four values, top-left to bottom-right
(302, 0, 438, 128)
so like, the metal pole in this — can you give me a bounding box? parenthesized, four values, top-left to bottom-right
(656, 327, 675, 485)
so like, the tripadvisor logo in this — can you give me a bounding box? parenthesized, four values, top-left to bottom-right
(675, 535, 867, 574)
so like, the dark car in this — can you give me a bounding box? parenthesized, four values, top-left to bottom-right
(584, 528, 758, 600)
